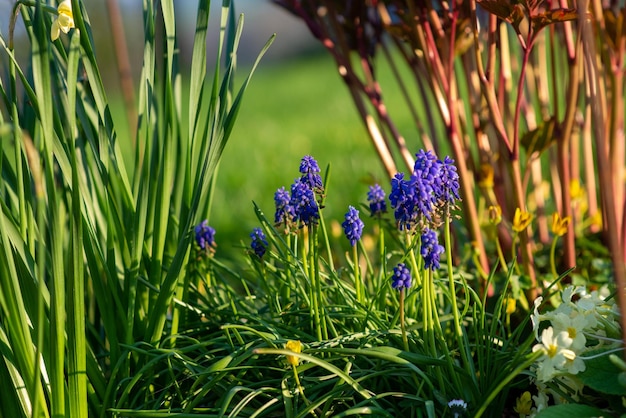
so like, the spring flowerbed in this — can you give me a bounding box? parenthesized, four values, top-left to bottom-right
(0, 0, 624, 417)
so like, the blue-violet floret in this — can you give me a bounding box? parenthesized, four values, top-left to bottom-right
(274, 186, 295, 226)
(342, 205, 364, 246)
(421, 227, 444, 270)
(250, 227, 269, 258)
(195, 220, 216, 250)
(299, 155, 323, 191)
(367, 184, 387, 217)
(436, 155, 460, 204)
(391, 262, 412, 290)
(290, 179, 319, 226)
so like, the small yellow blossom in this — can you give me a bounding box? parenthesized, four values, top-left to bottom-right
(514, 391, 532, 415)
(505, 297, 516, 315)
(551, 212, 571, 237)
(285, 340, 302, 367)
(478, 163, 494, 188)
(590, 211, 602, 229)
(488, 205, 502, 226)
(569, 179, 585, 201)
(51, 0, 74, 41)
(512, 208, 532, 232)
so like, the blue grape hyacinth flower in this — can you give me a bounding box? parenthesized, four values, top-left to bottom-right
(436, 155, 460, 204)
(299, 155, 323, 191)
(250, 227, 269, 258)
(342, 205, 364, 247)
(195, 220, 216, 250)
(367, 184, 387, 217)
(274, 186, 295, 226)
(421, 227, 444, 270)
(391, 262, 412, 290)
(290, 179, 319, 226)
(389, 172, 436, 229)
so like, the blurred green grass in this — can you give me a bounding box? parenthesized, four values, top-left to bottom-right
(211, 52, 397, 257)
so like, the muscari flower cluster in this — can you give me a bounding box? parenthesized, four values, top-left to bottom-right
(526, 285, 621, 412)
(387, 150, 459, 273)
(391, 263, 411, 290)
(274, 155, 323, 230)
(367, 184, 387, 217)
(250, 227, 269, 258)
(342, 206, 364, 247)
(194, 220, 216, 251)
(389, 149, 460, 231)
(420, 227, 445, 270)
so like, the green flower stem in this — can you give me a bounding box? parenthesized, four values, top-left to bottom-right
(511, 232, 522, 276)
(406, 232, 422, 287)
(424, 268, 445, 391)
(352, 244, 363, 305)
(282, 233, 292, 300)
(445, 215, 472, 375)
(308, 226, 324, 341)
(313, 226, 328, 341)
(301, 229, 314, 336)
(549, 236, 559, 278)
(495, 232, 509, 274)
(377, 219, 386, 308)
(291, 365, 317, 417)
(406, 232, 422, 319)
(399, 288, 408, 351)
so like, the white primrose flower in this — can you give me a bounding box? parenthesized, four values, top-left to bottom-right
(550, 311, 588, 352)
(531, 297, 544, 340)
(532, 326, 582, 382)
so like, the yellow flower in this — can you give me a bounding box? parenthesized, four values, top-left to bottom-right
(512, 208, 532, 232)
(51, 0, 74, 41)
(488, 205, 502, 226)
(513, 391, 532, 415)
(505, 297, 516, 315)
(478, 163, 494, 188)
(551, 212, 571, 237)
(590, 211, 602, 229)
(570, 179, 585, 201)
(285, 340, 302, 366)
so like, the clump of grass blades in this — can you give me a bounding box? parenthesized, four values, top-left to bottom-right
(0, 0, 272, 416)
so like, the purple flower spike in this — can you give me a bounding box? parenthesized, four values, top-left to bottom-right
(299, 155, 323, 191)
(391, 262, 412, 290)
(290, 179, 319, 226)
(250, 227, 269, 258)
(342, 206, 364, 247)
(195, 220, 216, 250)
(421, 228, 444, 270)
(367, 184, 387, 217)
(274, 187, 295, 226)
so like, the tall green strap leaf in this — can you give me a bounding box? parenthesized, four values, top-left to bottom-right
(189, 0, 210, 146)
(145, 2, 273, 344)
(64, 27, 88, 417)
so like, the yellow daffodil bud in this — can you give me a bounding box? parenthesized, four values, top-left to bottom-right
(551, 212, 571, 237)
(285, 340, 302, 366)
(505, 297, 516, 315)
(478, 163, 494, 189)
(512, 208, 532, 232)
(488, 205, 502, 226)
(514, 391, 532, 415)
(51, 0, 74, 41)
